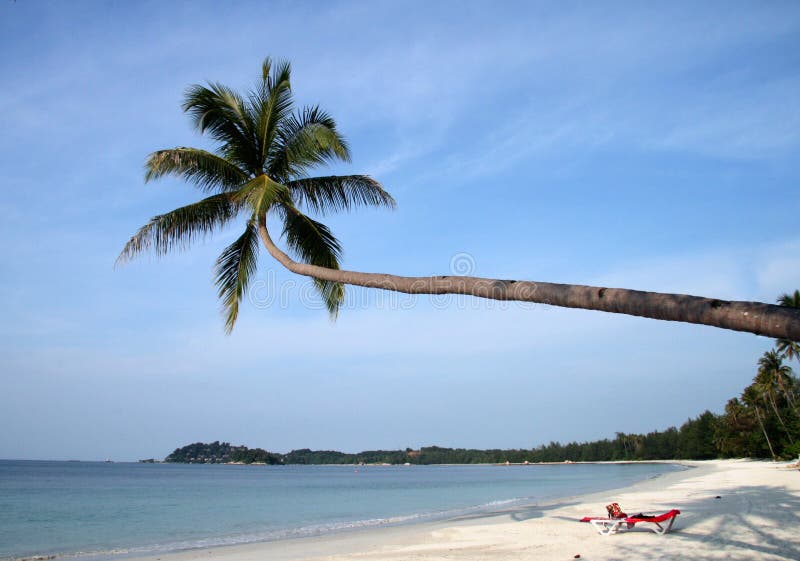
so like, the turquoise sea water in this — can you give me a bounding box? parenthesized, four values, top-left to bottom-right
(0, 460, 682, 560)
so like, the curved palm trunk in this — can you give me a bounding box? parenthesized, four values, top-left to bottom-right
(753, 405, 777, 460)
(765, 392, 793, 441)
(257, 219, 800, 340)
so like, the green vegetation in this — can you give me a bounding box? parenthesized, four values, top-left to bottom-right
(166, 441, 281, 464)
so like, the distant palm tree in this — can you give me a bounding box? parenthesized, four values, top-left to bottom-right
(779, 290, 800, 308)
(741, 386, 776, 460)
(716, 400, 736, 457)
(755, 352, 794, 439)
(119, 58, 800, 338)
(719, 397, 758, 457)
(776, 291, 800, 362)
(758, 349, 798, 414)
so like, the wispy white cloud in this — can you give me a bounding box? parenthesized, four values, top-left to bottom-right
(651, 76, 800, 159)
(314, 3, 800, 179)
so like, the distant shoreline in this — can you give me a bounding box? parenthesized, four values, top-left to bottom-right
(187, 459, 689, 466)
(0, 458, 701, 466)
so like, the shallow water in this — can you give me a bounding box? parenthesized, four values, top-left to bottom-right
(0, 460, 682, 560)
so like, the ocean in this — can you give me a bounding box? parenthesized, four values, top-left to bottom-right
(0, 460, 682, 560)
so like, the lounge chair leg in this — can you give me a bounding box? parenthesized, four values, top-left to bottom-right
(651, 515, 676, 535)
(591, 520, 623, 536)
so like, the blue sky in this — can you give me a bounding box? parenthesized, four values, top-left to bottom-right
(1, 1, 798, 461)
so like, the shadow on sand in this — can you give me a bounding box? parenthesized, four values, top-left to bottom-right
(450, 500, 581, 524)
(577, 482, 800, 560)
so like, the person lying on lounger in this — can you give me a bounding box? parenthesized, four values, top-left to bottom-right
(580, 503, 681, 536)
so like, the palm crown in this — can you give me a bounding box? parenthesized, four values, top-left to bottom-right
(119, 58, 395, 332)
(757, 350, 795, 396)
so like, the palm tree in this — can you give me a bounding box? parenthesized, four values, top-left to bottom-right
(119, 58, 800, 338)
(741, 386, 777, 460)
(755, 354, 793, 441)
(718, 398, 750, 457)
(758, 349, 798, 415)
(118, 59, 395, 332)
(777, 291, 800, 362)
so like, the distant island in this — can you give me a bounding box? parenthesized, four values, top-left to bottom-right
(166, 442, 283, 464)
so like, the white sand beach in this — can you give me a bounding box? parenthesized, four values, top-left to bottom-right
(134, 460, 800, 561)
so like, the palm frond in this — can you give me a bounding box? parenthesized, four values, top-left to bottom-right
(117, 193, 242, 265)
(266, 58, 291, 89)
(280, 205, 342, 266)
(778, 290, 800, 308)
(287, 175, 395, 214)
(214, 221, 260, 334)
(312, 277, 345, 319)
(758, 350, 784, 372)
(279, 204, 345, 317)
(252, 59, 293, 167)
(269, 106, 350, 180)
(261, 58, 273, 82)
(776, 338, 800, 361)
(145, 148, 249, 193)
(183, 83, 260, 172)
